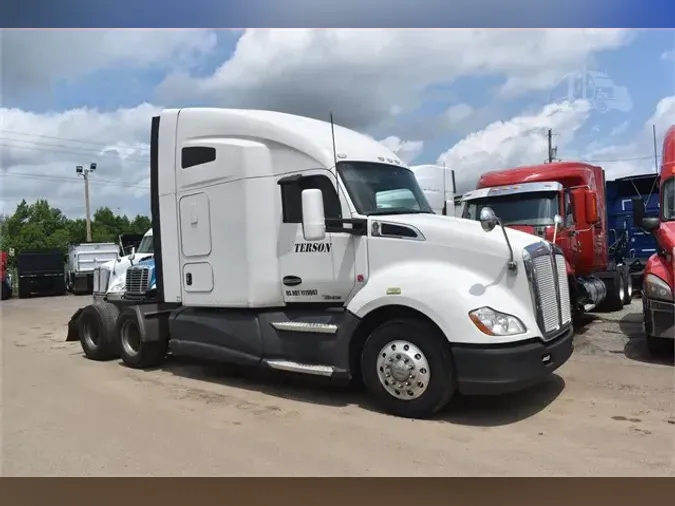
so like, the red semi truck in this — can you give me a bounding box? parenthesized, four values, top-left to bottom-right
(632, 125, 675, 356)
(461, 161, 632, 320)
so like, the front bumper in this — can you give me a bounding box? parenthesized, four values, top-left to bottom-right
(451, 325, 574, 395)
(643, 297, 675, 340)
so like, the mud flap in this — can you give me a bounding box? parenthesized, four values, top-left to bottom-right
(66, 307, 84, 341)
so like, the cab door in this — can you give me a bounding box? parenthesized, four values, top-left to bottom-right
(561, 190, 580, 269)
(277, 172, 357, 305)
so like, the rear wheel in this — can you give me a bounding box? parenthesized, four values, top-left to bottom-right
(78, 302, 120, 361)
(117, 307, 168, 369)
(360, 318, 456, 419)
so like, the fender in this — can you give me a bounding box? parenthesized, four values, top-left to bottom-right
(346, 260, 541, 345)
(66, 307, 85, 341)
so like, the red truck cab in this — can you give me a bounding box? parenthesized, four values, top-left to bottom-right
(462, 161, 632, 318)
(632, 125, 675, 355)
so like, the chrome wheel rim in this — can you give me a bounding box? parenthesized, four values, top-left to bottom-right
(618, 275, 625, 301)
(82, 319, 99, 349)
(121, 320, 141, 357)
(626, 276, 633, 299)
(376, 340, 430, 400)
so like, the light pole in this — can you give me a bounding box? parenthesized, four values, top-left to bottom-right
(76, 162, 97, 242)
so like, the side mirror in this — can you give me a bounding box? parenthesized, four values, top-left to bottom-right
(479, 207, 498, 233)
(641, 217, 661, 233)
(301, 188, 326, 241)
(631, 196, 645, 227)
(585, 190, 599, 224)
(129, 246, 136, 262)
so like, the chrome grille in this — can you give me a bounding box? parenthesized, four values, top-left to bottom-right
(125, 266, 149, 295)
(533, 255, 560, 333)
(556, 254, 572, 325)
(523, 243, 572, 341)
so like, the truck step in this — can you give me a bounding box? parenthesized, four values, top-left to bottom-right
(270, 321, 338, 334)
(264, 359, 335, 377)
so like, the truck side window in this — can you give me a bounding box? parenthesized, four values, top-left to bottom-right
(181, 147, 216, 169)
(281, 175, 342, 223)
(564, 191, 574, 226)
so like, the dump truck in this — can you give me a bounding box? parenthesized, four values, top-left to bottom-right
(17, 249, 66, 298)
(66, 242, 120, 295)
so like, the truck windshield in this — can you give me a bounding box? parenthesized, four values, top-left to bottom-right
(463, 191, 560, 226)
(663, 178, 675, 221)
(337, 162, 433, 216)
(137, 235, 154, 254)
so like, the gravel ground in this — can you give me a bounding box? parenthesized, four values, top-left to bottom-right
(1, 294, 673, 476)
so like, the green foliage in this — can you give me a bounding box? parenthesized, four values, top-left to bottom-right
(0, 199, 151, 266)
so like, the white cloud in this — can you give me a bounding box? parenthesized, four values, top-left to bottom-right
(2, 30, 217, 98)
(156, 28, 632, 130)
(0, 104, 160, 217)
(660, 50, 674, 62)
(437, 100, 592, 192)
(378, 136, 424, 164)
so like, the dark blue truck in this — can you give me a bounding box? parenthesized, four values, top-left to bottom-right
(605, 172, 660, 293)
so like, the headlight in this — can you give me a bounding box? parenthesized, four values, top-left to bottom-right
(109, 281, 126, 292)
(643, 274, 673, 302)
(469, 306, 527, 336)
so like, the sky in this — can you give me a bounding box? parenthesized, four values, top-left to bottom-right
(1, 28, 674, 219)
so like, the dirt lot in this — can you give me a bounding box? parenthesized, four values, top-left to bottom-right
(1, 294, 673, 476)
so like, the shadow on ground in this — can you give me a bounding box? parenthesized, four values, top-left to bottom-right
(619, 312, 674, 366)
(156, 356, 564, 427)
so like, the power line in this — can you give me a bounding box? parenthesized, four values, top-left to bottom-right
(0, 129, 150, 151)
(0, 171, 149, 189)
(0, 140, 150, 163)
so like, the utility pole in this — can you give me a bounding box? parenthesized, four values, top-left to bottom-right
(547, 129, 555, 163)
(76, 162, 97, 242)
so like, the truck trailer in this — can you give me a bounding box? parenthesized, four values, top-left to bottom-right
(409, 165, 456, 216)
(605, 172, 660, 293)
(66, 242, 120, 295)
(67, 107, 574, 419)
(17, 249, 66, 299)
(632, 125, 675, 356)
(461, 162, 633, 319)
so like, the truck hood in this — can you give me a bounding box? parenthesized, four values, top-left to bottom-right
(373, 213, 546, 256)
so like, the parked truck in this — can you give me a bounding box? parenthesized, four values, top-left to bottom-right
(409, 165, 456, 215)
(17, 248, 66, 299)
(67, 107, 573, 419)
(462, 161, 633, 320)
(91, 228, 154, 302)
(66, 242, 120, 295)
(605, 172, 660, 293)
(1, 251, 12, 300)
(632, 125, 675, 356)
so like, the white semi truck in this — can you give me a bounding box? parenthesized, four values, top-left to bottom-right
(67, 108, 574, 419)
(91, 228, 154, 302)
(409, 165, 456, 215)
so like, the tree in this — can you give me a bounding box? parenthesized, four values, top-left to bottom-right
(0, 199, 151, 266)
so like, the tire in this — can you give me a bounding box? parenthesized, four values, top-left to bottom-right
(360, 318, 456, 419)
(598, 270, 624, 312)
(621, 266, 633, 305)
(1, 281, 11, 300)
(77, 302, 121, 361)
(117, 307, 168, 369)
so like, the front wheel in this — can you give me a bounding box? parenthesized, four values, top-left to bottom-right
(360, 318, 456, 419)
(116, 307, 168, 369)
